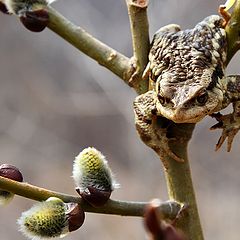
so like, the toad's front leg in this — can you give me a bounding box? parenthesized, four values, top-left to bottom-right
(133, 90, 184, 162)
(211, 76, 240, 151)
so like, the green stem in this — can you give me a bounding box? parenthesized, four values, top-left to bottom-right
(161, 1, 240, 238)
(160, 123, 204, 240)
(225, 0, 240, 64)
(46, 6, 136, 85)
(126, 0, 150, 93)
(0, 176, 181, 219)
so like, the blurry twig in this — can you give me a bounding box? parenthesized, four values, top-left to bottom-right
(0, 176, 182, 219)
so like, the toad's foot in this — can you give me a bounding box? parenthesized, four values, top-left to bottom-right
(133, 91, 184, 163)
(210, 112, 240, 151)
(218, 0, 235, 27)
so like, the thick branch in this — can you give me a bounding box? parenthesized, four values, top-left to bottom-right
(134, 92, 203, 238)
(0, 176, 181, 219)
(157, 2, 240, 239)
(46, 6, 136, 88)
(126, 0, 150, 93)
(225, 0, 240, 64)
(163, 123, 204, 240)
(144, 122, 204, 239)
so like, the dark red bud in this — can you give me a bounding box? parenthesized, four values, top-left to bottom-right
(144, 201, 163, 238)
(144, 200, 186, 240)
(0, 2, 9, 14)
(76, 186, 111, 207)
(65, 203, 85, 232)
(163, 225, 186, 240)
(19, 9, 49, 32)
(0, 164, 23, 182)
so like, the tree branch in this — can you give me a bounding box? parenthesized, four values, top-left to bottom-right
(225, 0, 240, 64)
(145, 3, 240, 239)
(143, 122, 204, 239)
(6, 1, 240, 238)
(126, 0, 150, 93)
(163, 123, 204, 240)
(46, 6, 136, 89)
(0, 176, 181, 219)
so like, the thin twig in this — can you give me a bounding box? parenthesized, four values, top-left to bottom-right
(0, 176, 181, 219)
(126, 0, 150, 93)
(46, 6, 136, 88)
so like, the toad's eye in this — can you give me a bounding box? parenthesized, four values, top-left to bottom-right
(196, 91, 208, 105)
(157, 94, 166, 104)
(157, 94, 171, 105)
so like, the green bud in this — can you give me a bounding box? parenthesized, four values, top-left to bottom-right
(72, 147, 119, 207)
(222, 0, 236, 11)
(18, 197, 85, 239)
(0, 164, 23, 205)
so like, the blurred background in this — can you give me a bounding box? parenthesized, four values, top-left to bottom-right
(0, 0, 240, 239)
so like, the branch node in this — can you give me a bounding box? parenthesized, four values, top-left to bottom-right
(107, 50, 117, 61)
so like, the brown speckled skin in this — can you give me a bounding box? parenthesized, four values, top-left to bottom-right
(134, 15, 240, 158)
(145, 15, 228, 123)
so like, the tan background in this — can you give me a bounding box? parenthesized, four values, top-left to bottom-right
(0, 0, 240, 239)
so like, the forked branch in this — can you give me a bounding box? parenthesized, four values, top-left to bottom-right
(0, 176, 181, 219)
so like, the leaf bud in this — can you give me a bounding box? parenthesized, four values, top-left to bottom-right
(221, 0, 236, 11)
(18, 197, 85, 239)
(0, 0, 54, 32)
(19, 8, 49, 32)
(144, 199, 186, 240)
(0, 164, 23, 205)
(0, 2, 9, 14)
(72, 147, 119, 207)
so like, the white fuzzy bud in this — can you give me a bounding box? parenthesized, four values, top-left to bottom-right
(18, 197, 85, 239)
(72, 147, 119, 206)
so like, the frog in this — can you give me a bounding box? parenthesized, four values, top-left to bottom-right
(133, 6, 240, 162)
